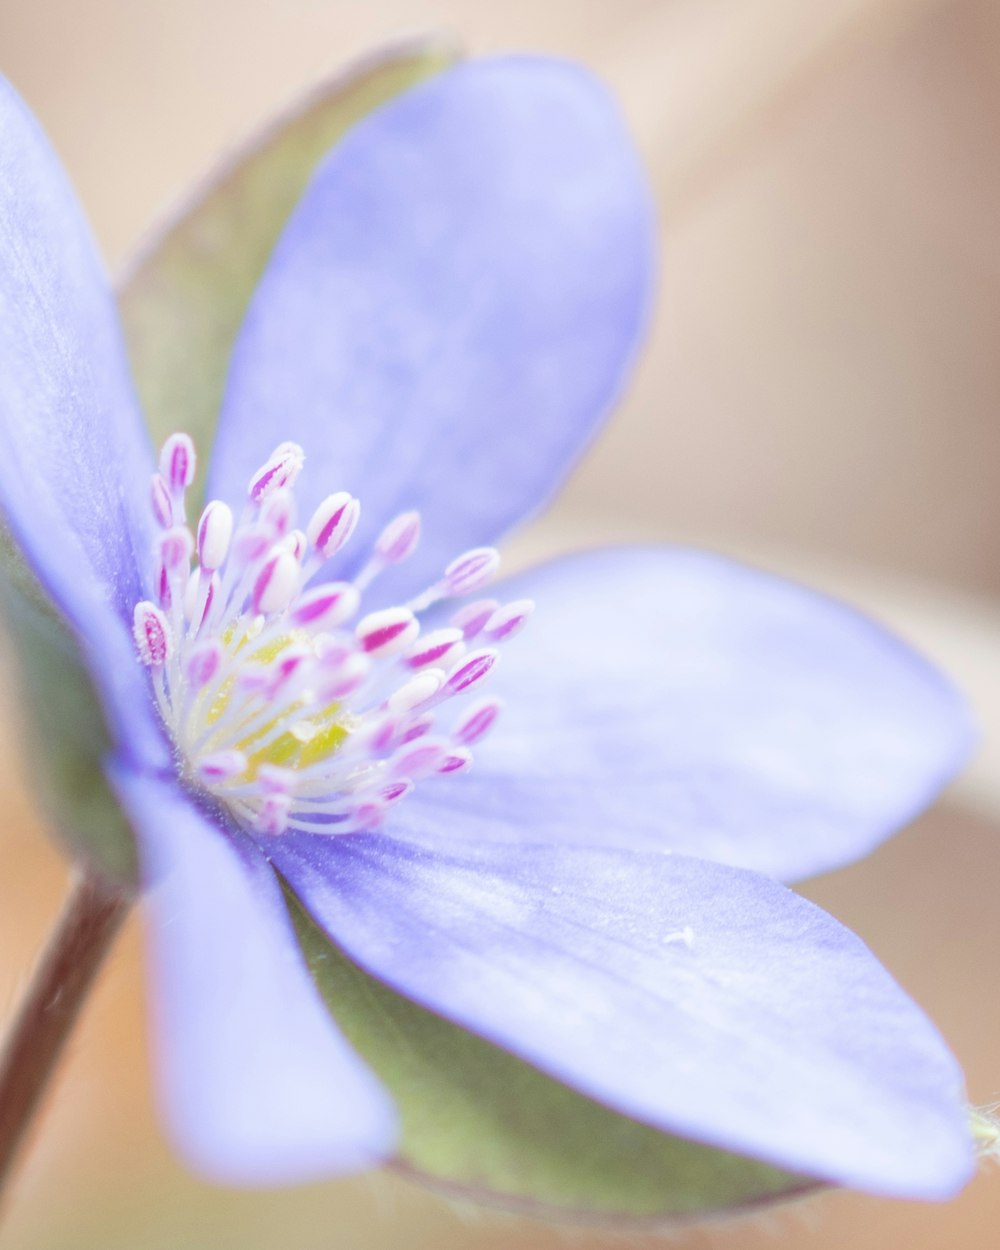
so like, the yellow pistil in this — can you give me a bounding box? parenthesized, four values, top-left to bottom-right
(203, 628, 350, 779)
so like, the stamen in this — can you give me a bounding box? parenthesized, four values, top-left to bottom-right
(390, 740, 448, 780)
(406, 550, 500, 614)
(451, 599, 499, 640)
(183, 641, 222, 691)
(356, 607, 419, 658)
(484, 599, 535, 642)
(375, 511, 421, 564)
(444, 649, 499, 697)
(197, 750, 247, 783)
(388, 669, 446, 713)
(260, 489, 294, 538)
(251, 550, 300, 615)
(442, 547, 500, 597)
(160, 526, 194, 573)
(355, 509, 421, 591)
(133, 602, 170, 667)
(132, 434, 527, 842)
(256, 793, 292, 835)
(194, 501, 232, 572)
(248, 442, 305, 504)
(454, 698, 503, 746)
(406, 628, 465, 670)
(289, 583, 360, 630)
(150, 475, 173, 529)
(160, 434, 196, 498)
(438, 747, 473, 775)
(307, 492, 360, 559)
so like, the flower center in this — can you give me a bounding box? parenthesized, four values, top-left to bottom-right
(132, 434, 531, 837)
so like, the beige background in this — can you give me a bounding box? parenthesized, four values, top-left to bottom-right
(2, 1, 1000, 1247)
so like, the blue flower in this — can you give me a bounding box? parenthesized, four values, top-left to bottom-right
(0, 55, 977, 1204)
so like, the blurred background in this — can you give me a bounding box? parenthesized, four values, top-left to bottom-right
(2, 0, 1000, 1246)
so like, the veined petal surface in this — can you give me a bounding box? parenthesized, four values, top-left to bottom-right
(210, 57, 653, 600)
(274, 833, 972, 1199)
(112, 767, 397, 1184)
(396, 547, 974, 882)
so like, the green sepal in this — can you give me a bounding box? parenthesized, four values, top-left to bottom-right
(118, 35, 459, 506)
(290, 895, 814, 1224)
(0, 536, 136, 884)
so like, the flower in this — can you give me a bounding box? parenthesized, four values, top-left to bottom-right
(0, 53, 978, 1212)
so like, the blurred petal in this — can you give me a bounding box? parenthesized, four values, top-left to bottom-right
(275, 834, 972, 1199)
(0, 76, 154, 619)
(396, 547, 973, 881)
(209, 57, 653, 601)
(0, 77, 169, 766)
(112, 767, 397, 1184)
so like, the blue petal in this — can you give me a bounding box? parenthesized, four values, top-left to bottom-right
(395, 548, 974, 882)
(0, 77, 164, 763)
(273, 833, 973, 1199)
(209, 57, 653, 601)
(111, 766, 397, 1184)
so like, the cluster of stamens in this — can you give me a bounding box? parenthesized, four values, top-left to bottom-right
(132, 434, 531, 838)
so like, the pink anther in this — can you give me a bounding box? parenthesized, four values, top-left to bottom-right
(248, 442, 305, 504)
(444, 649, 498, 697)
(307, 492, 360, 559)
(197, 750, 247, 783)
(289, 582, 360, 630)
(260, 489, 294, 538)
(438, 747, 473, 775)
(450, 599, 499, 640)
(150, 474, 173, 528)
(160, 526, 194, 573)
(380, 779, 414, 804)
(183, 641, 222, 691)
(388, 669, 445, 714)
(375, 510, 421, 564)
(483, 599, 534, 642)
(255, 792, 292, 836)
(251, 550, 300, 615)
(390, 740, 447, 780)
(256, 765, 296, 796)
(442, 547, 500, 597)
(196, 501, 233, 572)
(454, 698, 502, 747)
(159, 433, 196, 497)
(356, 607, 419, 658)
(406, 628, 464, 670)
(133, 602, 171, 667)
(351, 802, 386, 833)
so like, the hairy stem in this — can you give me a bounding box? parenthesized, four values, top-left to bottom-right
(0, 870, 130, 1205)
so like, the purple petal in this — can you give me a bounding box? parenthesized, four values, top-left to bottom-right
(209, 57, 653, 601)
(111, 766, 397, 1184)
(0, 76, 155, 620)
(0, 77, 166, 763)
(395, 547, 973, 882)
(274, 833, 972, 1199)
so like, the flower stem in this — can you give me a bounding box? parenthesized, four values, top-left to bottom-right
(0, 869, 130, 1204)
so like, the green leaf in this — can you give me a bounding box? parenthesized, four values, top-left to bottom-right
(0, 538, 136, 884)
(118, 35, 458, 504)
(291, 896, 814, 1224)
